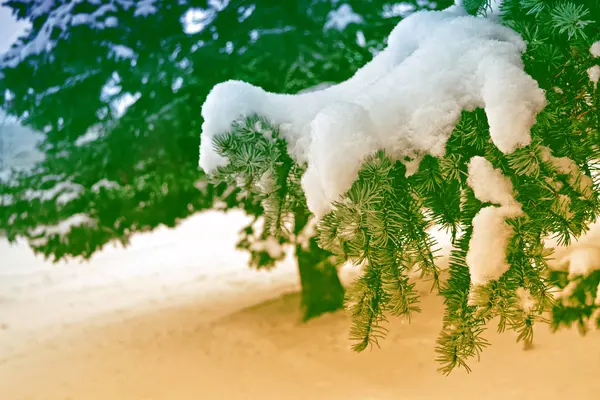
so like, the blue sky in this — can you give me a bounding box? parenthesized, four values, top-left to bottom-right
(0, 6, 29, 54)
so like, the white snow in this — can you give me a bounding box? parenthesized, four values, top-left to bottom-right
(588, 65, 600, 88)
(2, 210, 600, 399)
(0, 0, 157, 67)
(467, 156, 518, 207)
(113, 92, 142, 118)
(104, 16, 118, 28)
(467, 205, 522, 286)
(466, 157, 523, 286)
(250, 236, 284, 259)
(91, 179, 120, 192)
(0, 117, 45, 172)
(29, 213, 95, 239)
(109, 44, 135, 60)
(547, 220, 600, 278)
(539, 146, 593, 198)
(75, 125, 103, 146)
(24, 181, 84, 204)
(199, 5, 545, 218)
(0, 211, 298, 337)
(133, 0, 157, 17)
(382, 3, 416, 18)
(324, 4, 363, 31)
(181, 8, 212, 35)
(516, 287, 535, 313)
(551, 280, 578, 302)
(0, 6, 30, 55)
(591, 40, 600, 58)
(238, 4, 255, 23)
(356, 31, 367, 47)
(172, 76, 184, 92)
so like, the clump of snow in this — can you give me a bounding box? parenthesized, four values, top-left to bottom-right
(324, 4, 363, 31)
(467, 205, 522, 286)
(91, 179, 120, 193)
(181, 8, 212, 35)
(383, 3, 416, 18)
(133, 0, 158, 17)
(24, 181, 84, 205)
(109, 44, 135, 60)
(75, 125, 103, 147)
(303, 103, 381, 217)
(516, 287, 535, 313)
(172, 77, 184, 92)
(466, 157, 523, 286)
(29, 213, 95, 240)
(563, 246, 600, 278)
(467, 156, 518, 207)
(539, 146, 593, 198)
(250, 236, 284, 259)
(587, 65, 600, 88)
(199, 5, 546, 218)
(551, 280, 578, 303)
(591, 41, 600, 58)
(238, 4, 255, 23)
(547, 220, 600, 279)
(113, 92, 142, 118)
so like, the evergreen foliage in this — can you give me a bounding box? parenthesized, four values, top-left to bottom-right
(205, 0, 600, 373)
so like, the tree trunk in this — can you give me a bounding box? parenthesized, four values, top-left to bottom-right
(292, 205, 344, 321)
(295, 239, 345, 321)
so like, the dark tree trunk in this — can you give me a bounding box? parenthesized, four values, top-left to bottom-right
(296, 240, 345, 321)
(294, 208, 344, 321)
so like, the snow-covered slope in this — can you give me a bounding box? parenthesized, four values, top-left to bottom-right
(0, 210, 301, 342)
(1, 209, 600, 399)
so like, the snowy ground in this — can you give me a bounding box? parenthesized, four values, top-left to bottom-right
(1, 210, 600, 400)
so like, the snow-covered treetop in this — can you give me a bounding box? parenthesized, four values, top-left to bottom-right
(199, 4, 546, 217)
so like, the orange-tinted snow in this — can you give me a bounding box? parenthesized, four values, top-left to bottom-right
(1, 211, 599, 399)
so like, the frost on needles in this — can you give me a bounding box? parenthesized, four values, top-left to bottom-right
(199, 2, 600, 373)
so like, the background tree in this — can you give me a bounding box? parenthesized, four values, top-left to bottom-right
(0, 0, 451, 319)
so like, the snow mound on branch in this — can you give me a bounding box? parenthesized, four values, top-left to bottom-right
(466, 156, 518, 208)
(466, 157, 523, 286)
(199, 5, 467, 173)
(539, 146, 594, 198)
(547, 220, 600, 279)
(199, 5, 546, 218)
